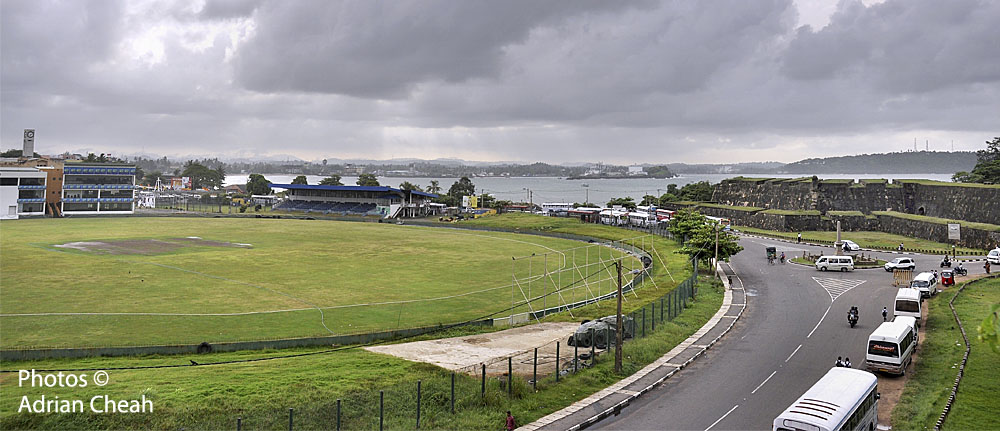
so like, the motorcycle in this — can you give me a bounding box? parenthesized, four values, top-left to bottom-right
(848, 306, 859, 328)
(954, 265, 968, 276)
(940, 258, 952, 268)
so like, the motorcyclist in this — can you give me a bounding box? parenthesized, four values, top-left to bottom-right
(780, 252, 786, 263)
(848, 306, 859, 326)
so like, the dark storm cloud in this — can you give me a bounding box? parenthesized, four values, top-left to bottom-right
(1, 0, 998, 163)
(1, 0, 123, 95)
(783, 0, 1000, 93)
(233, 0, 639, 98)
(198, 0, 261, 19)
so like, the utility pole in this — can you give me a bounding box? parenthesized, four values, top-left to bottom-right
(615, 259, 623, 374)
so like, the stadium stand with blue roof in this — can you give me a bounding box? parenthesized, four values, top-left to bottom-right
(269, 184, 439, 218)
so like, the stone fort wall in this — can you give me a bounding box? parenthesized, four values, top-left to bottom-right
(712, 178, 999, 225)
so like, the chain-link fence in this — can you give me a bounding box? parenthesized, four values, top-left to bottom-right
(209, 260, 701, 430)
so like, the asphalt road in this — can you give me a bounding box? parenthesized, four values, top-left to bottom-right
(594, 235, 985, 431)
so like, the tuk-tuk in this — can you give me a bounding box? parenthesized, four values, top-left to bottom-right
(766, 247, 777, 263)
(941, 270, 955, 287)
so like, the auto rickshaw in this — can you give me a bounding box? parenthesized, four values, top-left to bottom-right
(941, 269, 955, 287)
(766, 247, 777, 264)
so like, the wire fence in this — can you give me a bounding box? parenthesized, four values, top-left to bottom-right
(198, 262, 702, 431)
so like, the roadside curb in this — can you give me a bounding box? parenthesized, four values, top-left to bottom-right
(520, 263, 746, 431)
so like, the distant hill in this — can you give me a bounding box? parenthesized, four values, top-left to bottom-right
(666, 162, 785, 174)
(774, 151, 976, 174)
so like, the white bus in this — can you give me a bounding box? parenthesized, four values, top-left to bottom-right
(865, 320, 916, 375)
(773, 367, 879, 431)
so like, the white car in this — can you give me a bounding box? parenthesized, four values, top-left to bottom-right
(988, 248, 1000, 264)
(842, 240, 861, 252)
(884, 257, 916, 272)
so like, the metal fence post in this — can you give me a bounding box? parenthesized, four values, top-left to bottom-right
(379, 391, 384, 431)
(417, 380, 422, 429)
(574, 341, 579, 372)
(590, 328, 595, 361)
(288, 408, 293, 431)
(660, 298, 664, 322)
(481, 364, 486, 397)
(652, 303, 656, 331)
(556, 342, 560, 382)
(336, 399, 341, 431)
(508, 357, 513, 398)
(451, 373, 456, 413)
(532, 348, 537, 392)
(237, 417, 242, 431)
(643, 307, 647, 337)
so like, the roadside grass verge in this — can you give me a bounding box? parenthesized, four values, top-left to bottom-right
(940, 277, 1000, 430)
(891, 276, 1000, 430)
(734, 226, 984, 255)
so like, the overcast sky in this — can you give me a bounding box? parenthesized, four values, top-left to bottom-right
(2, 0, 997, 164)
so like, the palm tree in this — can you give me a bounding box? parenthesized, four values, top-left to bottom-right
(427, 180, 442, 194)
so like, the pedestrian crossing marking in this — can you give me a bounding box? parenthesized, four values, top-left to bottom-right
(812, 277, 866, 302)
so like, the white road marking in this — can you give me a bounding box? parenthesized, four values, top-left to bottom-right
(751, 371, 777, 394)
(705, 405, 739, 431)
(785, 344, 802, 363)
(807, 305, 832, 338)
(812, 277, 866, 302)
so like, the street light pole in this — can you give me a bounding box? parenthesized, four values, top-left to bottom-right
(714, 224, 719, 266)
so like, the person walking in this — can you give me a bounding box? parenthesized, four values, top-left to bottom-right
(797, 233, 802, 243)
(882, 306, 888, 322)
(506, 411, 516, 431)
(836, 356, 844, 367)
(844, 357, 852, 368)
(986, 261, 992, 275)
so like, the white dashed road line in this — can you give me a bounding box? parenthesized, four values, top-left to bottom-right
(807, 305, 832, 338)
(705, 405, 740, 431)
(751, 371, 778, 395)
(785, 344, 802, 363)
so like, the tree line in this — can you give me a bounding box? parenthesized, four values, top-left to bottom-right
(952, 137, 1000, 184)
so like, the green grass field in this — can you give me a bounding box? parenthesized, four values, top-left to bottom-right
(0, 217, 641, 348)
(891, 276, 1000, 430)
(0, 214, 706, 430)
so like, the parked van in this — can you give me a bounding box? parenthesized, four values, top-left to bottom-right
(816, 255, 855, 272)
(909, 272, 938, 298)
(865, 321, 916, 375)
(894, 288, 922, 325)
(894, 315, 919, 345)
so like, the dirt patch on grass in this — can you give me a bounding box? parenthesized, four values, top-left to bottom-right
(52, 237, 252, 255)
(366, 322, 583, 377)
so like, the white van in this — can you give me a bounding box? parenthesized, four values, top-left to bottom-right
(894, 315, 919, 345)
(815, 255, 855, 272)
(865, 321, 916, 375)
(909, 272, 938, 298)
(894, 288, 922, 325)
(988, 248, 1000, 265)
